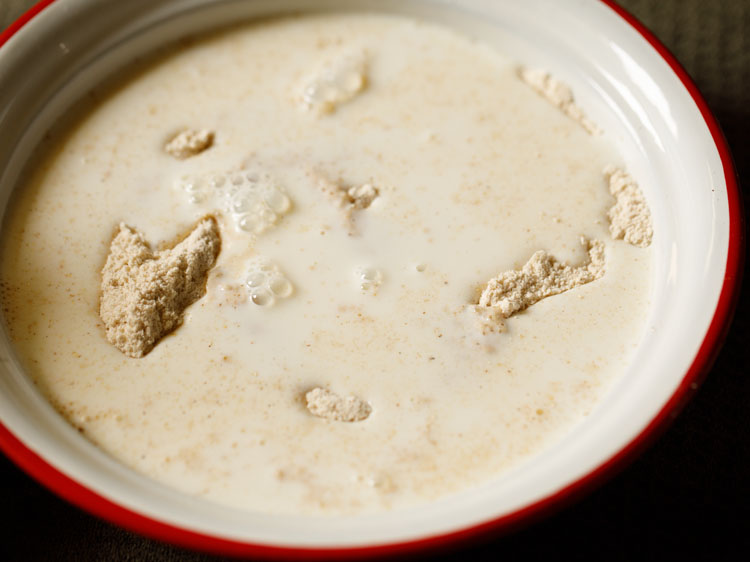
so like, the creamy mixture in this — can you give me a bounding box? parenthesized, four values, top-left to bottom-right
(0, 14, 652, 515)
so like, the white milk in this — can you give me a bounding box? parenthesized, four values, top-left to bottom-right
(0, 13, 651, 515)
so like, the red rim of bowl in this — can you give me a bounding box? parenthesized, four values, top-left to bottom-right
(0, 0, 744, 559)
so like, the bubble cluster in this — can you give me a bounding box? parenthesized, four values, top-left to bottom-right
(245, 258, 293, 307)
(355, 266, 383, 293)
(176, 170, 292, 235)
(302, 50, 368, 114)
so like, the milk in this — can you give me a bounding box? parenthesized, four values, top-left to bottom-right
(0, 13, 651, 515)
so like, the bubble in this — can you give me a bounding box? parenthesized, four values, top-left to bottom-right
(238, 214, 261, 233)
(303, 84, 322, 105)
(342, 71, 364, 92)
(251, 288, 275, 306)
(187, 194, 204, 205)
(415, 263, 426, 272)
(359, 268, 382, 282)
(365, 472, 395, 492)
(231, 194, 254, 214)
(322, 85, 340, 103)
(245, 172, 259, 182)
(246, 271, 267, 288)
(247, 257, 274, 275)
(231, 174, 244, 186)
(210, 175, 226, 188)
(264, 191, 291, 213)
(259, 207, 277, 224)
(269, 276, 293, 298)
(355, 266, 383, 293)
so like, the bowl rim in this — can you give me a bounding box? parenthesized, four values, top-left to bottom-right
(0, 0, 744, 559)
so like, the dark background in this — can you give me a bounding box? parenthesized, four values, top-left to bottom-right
(1, 0, 748, 560)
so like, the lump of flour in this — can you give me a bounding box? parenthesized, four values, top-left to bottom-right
(518, 67, 600, 135)
(316, 175, 378, 210)
(474, 238, 605, 329)
(344, 183, 379, 210)
(100, 217, 221, 358)
(313, 171, 379, 228)
(165, 129, 214, 159)
(604, 166, 653, 248)
(305, 387, 372, 422)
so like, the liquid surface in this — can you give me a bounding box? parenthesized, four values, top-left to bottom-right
(0, 14, 651, 515)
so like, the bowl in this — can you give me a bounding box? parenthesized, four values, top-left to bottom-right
(0, 0, 742, 558)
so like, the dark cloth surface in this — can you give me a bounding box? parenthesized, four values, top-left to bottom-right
(1, 0, 748, 560)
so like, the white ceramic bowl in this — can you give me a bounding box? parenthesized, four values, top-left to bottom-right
(0, 0, 742, 558)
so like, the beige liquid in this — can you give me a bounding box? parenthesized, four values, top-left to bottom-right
(0, 13, 651, 515)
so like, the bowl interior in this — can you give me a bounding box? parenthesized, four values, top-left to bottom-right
(0, 0, 732, 549)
